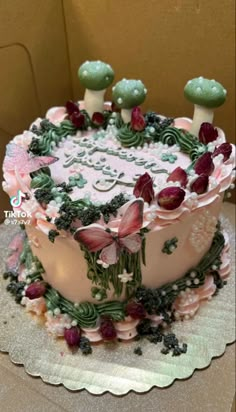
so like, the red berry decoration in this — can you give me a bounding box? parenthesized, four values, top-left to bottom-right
(64, 327, 81, 347)
(133, 172, 154, 204)
(194, 152, 214, 176)
(66, 100, 80, 116)
(131, 107, 146, 131)
(157, 187, 185, 210)
(126, 301, 146, 320)
(190, 174, 209, 194)
(167, 167, 188, 188)
(25, 281, 46, 300)
(198, 122, 218, 145)
(213, 143, 232, 162)
(99, 317, 117, 341)
(92, 112, 105, 126)
(70, 112, 86, 128)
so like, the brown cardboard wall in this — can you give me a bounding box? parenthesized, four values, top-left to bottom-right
(64, 0, 235, 143)
(0, 0, 235, 220)
(0, 0, 72, 219)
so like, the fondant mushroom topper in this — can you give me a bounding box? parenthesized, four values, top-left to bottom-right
(112, 79, 147, 123)
(78, 60, 115, 118)
(184, 76, 227, 137)
(78, 61, 227, 138)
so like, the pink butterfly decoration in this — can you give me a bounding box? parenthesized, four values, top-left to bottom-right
(74, 199, 144, 265)
(3, 143, 58, 174)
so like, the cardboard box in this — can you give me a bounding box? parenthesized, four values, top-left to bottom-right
(0, 0, 72, 218)
(0, 0, 235, 219)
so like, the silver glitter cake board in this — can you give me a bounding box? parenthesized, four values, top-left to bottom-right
(0, 216, 235, 395)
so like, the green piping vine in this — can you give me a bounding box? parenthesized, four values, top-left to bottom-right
(4, 226, 225, 330)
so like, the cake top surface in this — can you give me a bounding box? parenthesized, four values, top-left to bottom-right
(2, 61, 235, 243)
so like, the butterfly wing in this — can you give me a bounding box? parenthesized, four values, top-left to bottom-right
(74, 224, 114, 252)
(118, 198, 144, 238)
(3, 143, 58, 174)
(100, 242, 119, 265)
(119, 234, 142, 254)
(6, 232, 26, 272)
(28, 155, 59, 173)
(3, 143, 29, 172)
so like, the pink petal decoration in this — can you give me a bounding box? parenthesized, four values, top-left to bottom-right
(174, 117, 192, 130)
(46, 106, 67, 124)
(196, 276, 216, 300)
(219, 251, 231, 279)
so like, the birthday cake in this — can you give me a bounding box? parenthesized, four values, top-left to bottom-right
(2, 61, 235, 354)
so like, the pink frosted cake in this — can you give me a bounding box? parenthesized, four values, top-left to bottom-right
(2, 61, 235, 354)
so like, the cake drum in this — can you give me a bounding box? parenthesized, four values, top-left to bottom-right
(0, 210, 235, 395)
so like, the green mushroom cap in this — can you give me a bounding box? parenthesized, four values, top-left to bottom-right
(112, 79, 147, 109)
(184, 77, 227, 108)
(78, 60, 115, 91)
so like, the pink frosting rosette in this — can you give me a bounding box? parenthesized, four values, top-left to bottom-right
(45, 312, 73, 337)
(21, 296, 47, 316)
(46, 106, 67, 125)
(2, 170, 31, 198)
(12, 130, 35, 149)
(173, 275, 216, 319)
(81, 316, 140, 342)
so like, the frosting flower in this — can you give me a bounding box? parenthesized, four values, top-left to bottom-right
(2, 171, 31, 198)
(118, 269, 133, 283)
(45, 201, 60, 219)
(97, 258, 109, 269)
(133, 172, 154, 204)
(45, 312, 72, 337)
(189, 209, 217, 253)
(21, 296, 47, 316)
(46, 106, 67, 125)
(173, 275, 216, 319)
(13, 130, 35, 149)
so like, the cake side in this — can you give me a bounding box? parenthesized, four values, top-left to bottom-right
(25, 195, 223, 303)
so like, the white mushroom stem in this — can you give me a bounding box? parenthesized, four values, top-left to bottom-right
(84, 88, 106, 118)
(190, 105, 214, 137)
(121, 108, 132, 124)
